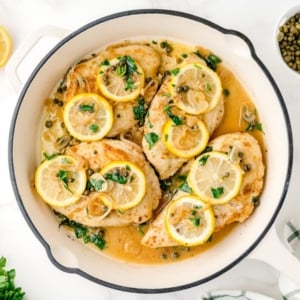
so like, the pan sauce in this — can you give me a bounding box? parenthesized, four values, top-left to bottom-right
(37, 39, 265, 264)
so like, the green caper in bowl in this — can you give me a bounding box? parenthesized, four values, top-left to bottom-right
(277, 8, 300, 74)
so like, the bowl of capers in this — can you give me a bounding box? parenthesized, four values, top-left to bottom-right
(276, 5, 300, 75)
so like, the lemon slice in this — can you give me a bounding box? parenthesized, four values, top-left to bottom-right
(97, 56, 145, 102)
(63, 93, 113, 141)
(100, 161, 146, 210)
(165, 195, 215, 246)
(35, 155, 87, 207)
(0, 25, 12, 67)
(162, 118, 209, 158)
(188, 151, 243, 205)
(170, 63, 222, 115)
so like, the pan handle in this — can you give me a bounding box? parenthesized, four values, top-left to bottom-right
(5, 25, 69, 92)
(248, 225, 300, 287)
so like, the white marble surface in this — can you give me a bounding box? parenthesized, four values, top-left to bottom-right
(1, 0, 300, 299)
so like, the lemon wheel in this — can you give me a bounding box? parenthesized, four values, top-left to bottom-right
(97, 56, 145, 102)
(100, 161, 146, 211)
(165, 195, 215, 246)
(0, 25, 12, 67)
(188, 151, 243, 205)
(162, 118, 209, 158)
(170, 63, 222, 115)
(63, 93, 113, 142)
(35, 155, 87, 207)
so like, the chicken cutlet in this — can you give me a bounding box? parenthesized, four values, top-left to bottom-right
(141, 132, 265, 248)
(54, 138, 161, 227)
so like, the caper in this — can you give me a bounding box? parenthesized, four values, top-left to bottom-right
(145, 77, 152, 83)
(277, 11, 300, 73)
(171, 252, 180, 259)
(45, 120, 53, 128)
(53, 98, 64, 106)
(160, 253, 167, 260)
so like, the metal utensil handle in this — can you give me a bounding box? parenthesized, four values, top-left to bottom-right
(249, 226, 300, 286)
(5, 25, 69, 92)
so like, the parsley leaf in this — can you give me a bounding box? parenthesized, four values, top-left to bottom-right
(88, 178, 105, 191)
(0, 257, 25, 300)
(164, 105, 183, 126)
(58, 214, 106, 250)
(144, 132, 159, 149)
(133, 97, 147, 126)
(105, 173, 128, 184)
(194, 50, 222, 71)
(79, 104, 94, 113)
(211, 187, 224, 199)
(199, 155, 209, 166)
(178, 181, 192, 193)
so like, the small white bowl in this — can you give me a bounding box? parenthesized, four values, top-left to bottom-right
(275, 5, 300, 77)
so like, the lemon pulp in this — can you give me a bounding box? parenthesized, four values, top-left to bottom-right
(63, 93, 113, 142)
(100, 160, 146, 210)
(97, 56, 145, 102)
(35, 155, 87, 207)
(0, 26, 12, 67)
(188, 151, 243, 205)
(165, 195, 215, 246)
(170, 63, 222, 115)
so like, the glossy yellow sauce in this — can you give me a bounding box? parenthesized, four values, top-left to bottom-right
(39, 39, 265, 264)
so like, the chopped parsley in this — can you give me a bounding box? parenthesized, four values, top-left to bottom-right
(57, 169, 73, 193)
(190, 216, 201, 227)
(199, 155, 210, 166)
(43, 152, 59, 160)
(246, 121, 264, 133)
(57, 214, 106, 250)
(194, 50, 222, 71)
(117, 56, 137, 76)
(203, 146, 213, 153)
(89, 123, 99, 133)
(105, 172, 128, 185)
(100, 59, 110, 66)
(144, 132, 159, 149)
(87, 178, 105, 191)
(189, 206, 202, 227)
(211, 187, 224, 199)
(79, 103, 95, 113)
(133, 96, 147, 126)
(170, 68, 180, 76)
(178, 180, 192, 193)
(164, 105, 183, 126)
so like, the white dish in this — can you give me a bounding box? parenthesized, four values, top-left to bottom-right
(8, 9, 295, 293)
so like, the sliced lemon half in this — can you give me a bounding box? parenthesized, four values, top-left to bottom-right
(0, 25, 12, 67)
(162, 118, 209, 159)
(97, 56, 145, 102)
(63, 93, 113, 142)
(170, 63, 222, 115)
(35, 155, 87, 207)
(187, 151, 243, 205)
(100, 160, 146, 211)
(165, 195, 215, 246)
